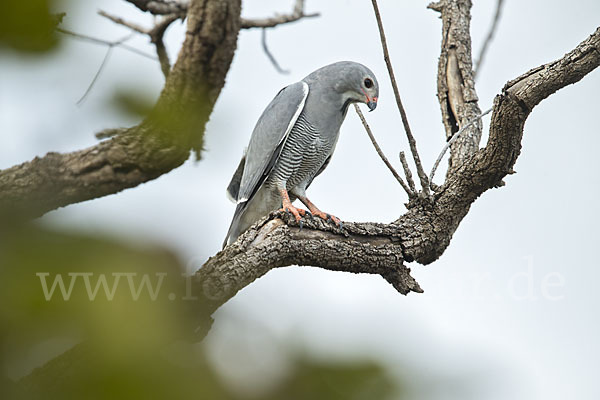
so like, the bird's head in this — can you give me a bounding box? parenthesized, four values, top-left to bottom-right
(305, 61, 379, 112)
(334, 62, 379, 112)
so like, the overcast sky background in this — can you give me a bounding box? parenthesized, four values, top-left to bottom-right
(2, 0, 599, 399)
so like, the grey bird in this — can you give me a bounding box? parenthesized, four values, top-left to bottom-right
(224, 61, 379, 248)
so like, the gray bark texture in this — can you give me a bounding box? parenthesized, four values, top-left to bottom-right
(1, 0, 600, 316)
(0, 0, 241, 218)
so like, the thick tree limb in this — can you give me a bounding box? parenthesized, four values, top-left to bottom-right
(0, 0, 241, 218)
(428, 0, 482, 175)
(192, 212, 423, 317)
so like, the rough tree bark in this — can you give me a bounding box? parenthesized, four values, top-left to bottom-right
(1, 0, 599, 320)
(0, 0, 242, 218)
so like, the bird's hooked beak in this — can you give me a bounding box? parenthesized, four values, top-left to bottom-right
(367, 97, 378, 112)
(361, 89, 378, 111)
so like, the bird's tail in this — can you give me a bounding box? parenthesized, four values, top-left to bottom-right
(222, 201, 247, 249)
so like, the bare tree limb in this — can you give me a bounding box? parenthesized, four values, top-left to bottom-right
(474, 0, 505, 80)
(190, 212, 423, 318)
(353, 104, 414, 197)
(428, 0, 483, 175)
(241, 0, 319, 29)
(370, 0, 430, 196)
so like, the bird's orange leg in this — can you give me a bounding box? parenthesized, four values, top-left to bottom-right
(278, 188, 306, 222)
(297, 195, 341, 226)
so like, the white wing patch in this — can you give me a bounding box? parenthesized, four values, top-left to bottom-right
(236, 82, 309, 204)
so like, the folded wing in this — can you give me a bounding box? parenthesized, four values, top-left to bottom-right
(232, 81, 309, 204)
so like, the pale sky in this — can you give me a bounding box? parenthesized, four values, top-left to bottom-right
(1, 1, 599, 399)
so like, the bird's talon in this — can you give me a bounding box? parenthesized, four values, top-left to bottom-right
(299, 219, 303, 230)
(338, 220, 343, 230)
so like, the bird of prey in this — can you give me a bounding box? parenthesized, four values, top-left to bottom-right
(224, 61, 379, 248)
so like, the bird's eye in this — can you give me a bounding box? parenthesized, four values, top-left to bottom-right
(364, 78, 373, 88)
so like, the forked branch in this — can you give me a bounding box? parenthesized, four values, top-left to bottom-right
(353, 104, 414, 198)
(99, 10, 180, 78)
(370, 0, 430, 196)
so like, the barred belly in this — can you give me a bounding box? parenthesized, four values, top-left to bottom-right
(266, 113, 333, 192)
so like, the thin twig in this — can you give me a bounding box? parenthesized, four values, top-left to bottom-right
(473, 0, 505, 80)
(58, 28, 157, 104)
(98, 10, 148, 34)
(261, 29, 289, 74)
(98, 10, 178, 78)
(399, 152, 416, 193)
(429, 107, 492, 187)
(57, 28, 156, 60)
(370, 0, 430, 196)
(354, 104, 414, 197)
(241, 0, 319, 29)
(69, 32, 138, 105)
(76, 46, 114, 105)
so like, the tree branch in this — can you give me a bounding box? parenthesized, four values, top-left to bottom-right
(56, 28, 156, 60)
(0, 0, 242, 218)
(125, 0, 319, 29)
(399, 151, 416, 193)
(428, 0, 482, 176)
(241, 0, 319, 29)
(370, 0, 430, 196)
(98, 10, 180, 78)
(429, 107, 492, 186)
(192, 212, 423, 317)
(473, 0, 505, 80)
(353, 104, 414, 198)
